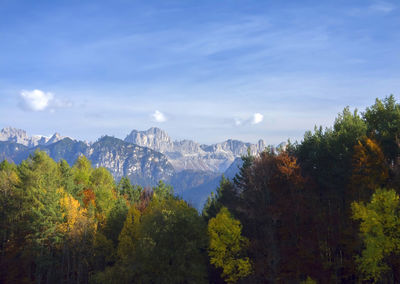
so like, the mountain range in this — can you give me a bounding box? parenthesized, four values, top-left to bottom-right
(0, 127, 66, 147)
(0, 126, 277, 208)
(125, 127, 266, 173)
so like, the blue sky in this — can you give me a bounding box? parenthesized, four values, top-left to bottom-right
(0, 0, 399, 144)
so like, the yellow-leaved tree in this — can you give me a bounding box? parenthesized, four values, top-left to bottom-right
(58, 188, 97, 283)
(352, 188, 400, 282)
(208, 206, 252, 283)
(350, 137, 388, 201)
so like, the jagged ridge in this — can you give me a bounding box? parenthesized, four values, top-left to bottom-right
(125, 127, 267, 172)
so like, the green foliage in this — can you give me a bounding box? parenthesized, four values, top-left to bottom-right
(58, 159, 75, 194)
(297, 107, 367, 189)
(352, 188, 400, 282)
(202, 175, 235, 221)
(364, 95, 400, 165)
(102, 197, 128, 246)
(93, 232, 115, 269)
(152, 180, 174, 199)
(72, 155, 93, 192)
(208, 207, 252, 283)
(117, 204, 140, 264)
(18, 151, 64, 245)
(15, 151, 67, 281)
(117, 177, 142, 204)
(0, 160, 20, 259)
(116, 197, 208, 283)
(90, 167, 116, 223)
(233, 150, 254, 192)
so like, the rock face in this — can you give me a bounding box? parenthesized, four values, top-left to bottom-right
(0, 127, 66, 148)
(125, 127, 266, 173)
(89, 136, 174, 186)
(125, 127, 175, 153)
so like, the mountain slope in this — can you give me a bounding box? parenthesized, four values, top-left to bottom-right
(89, 136, 174, 185)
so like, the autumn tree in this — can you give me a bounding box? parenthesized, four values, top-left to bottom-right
(350, 137, 389, 201)
(208, 207, 252, 283)
(352, 188, 400, 282)
(58, 189, 97, 283)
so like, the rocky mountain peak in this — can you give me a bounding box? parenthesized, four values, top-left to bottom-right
(47, 133, 64, 145)
(0, 127, 28, 140)
(0, 127, 67, 148)
(125, 127, 174, 152)
(0, 127, 31, 146)
(124, 127, 267, 173)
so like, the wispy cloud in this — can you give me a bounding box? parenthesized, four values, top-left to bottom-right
(152, 110, 167, 122)
(369, 1, 396, 13)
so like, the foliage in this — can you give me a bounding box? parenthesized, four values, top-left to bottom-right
(352, 188, 400, 282)
(202, 175, 235, 221)
(115, 197, 208, 283)
(208, 207, 252, 283)
(350, 137, 388, 201)
(364, 95, 400, 165)
(117, 177, 142, 204)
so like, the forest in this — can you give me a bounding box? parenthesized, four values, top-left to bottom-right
(1, 95, 400, 283)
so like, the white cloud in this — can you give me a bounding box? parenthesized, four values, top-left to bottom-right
(152, 110, 167, 122)
(19, 89, 73, 112)
(20, 89, 54, 111)
(252, 113, 263, 124)
(234, 113, 264, 126)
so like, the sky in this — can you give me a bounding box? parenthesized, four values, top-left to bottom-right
(0, 0, 399, 145)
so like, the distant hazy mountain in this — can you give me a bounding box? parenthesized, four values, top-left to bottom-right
(181, 157, 244, 210)
(125, 127, 266, 172)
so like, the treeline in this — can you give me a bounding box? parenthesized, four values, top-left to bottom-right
(203, 95, 400, 283)
(1, 95, 400, 283)
(0, 152, 211, 283)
